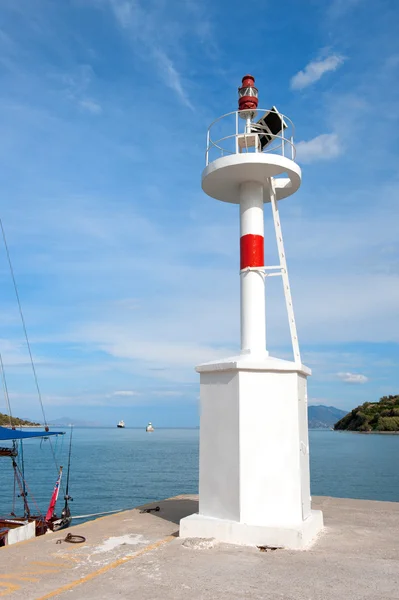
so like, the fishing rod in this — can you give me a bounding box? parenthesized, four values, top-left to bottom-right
(63, 426, 73, 511)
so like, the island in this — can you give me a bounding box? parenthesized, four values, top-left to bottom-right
(0, 412, 40, 427)
(334, 395, 399, 432)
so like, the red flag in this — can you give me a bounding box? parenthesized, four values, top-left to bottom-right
(45, 467, 63, 521)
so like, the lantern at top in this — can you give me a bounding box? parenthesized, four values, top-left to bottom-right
(238, 74, 258, 118)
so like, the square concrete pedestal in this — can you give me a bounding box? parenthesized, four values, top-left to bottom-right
(180, 355, 324, 549)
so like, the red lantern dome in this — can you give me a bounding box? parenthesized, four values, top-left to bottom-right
(238, 74, 258, 112)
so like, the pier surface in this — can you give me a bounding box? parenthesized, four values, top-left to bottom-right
(0, 495, 398, 599)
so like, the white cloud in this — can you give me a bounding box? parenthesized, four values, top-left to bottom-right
(79, 98, 102, 114)
(103, 0, 193, 110)
(291, 55, 345, 90)
(295, 133, 341, 163)
(112, 390, 140, 396)
(152, 390, 184, 397)
(152, 49, 193, 111)
(108, 0, 134, 28)
(337, 372, 369, 384)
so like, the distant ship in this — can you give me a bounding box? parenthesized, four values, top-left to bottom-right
(117, 420, 125, 428)
(146, 422, 154, 432)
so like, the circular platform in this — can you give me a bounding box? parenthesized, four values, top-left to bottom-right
(202, 154, 301, 204)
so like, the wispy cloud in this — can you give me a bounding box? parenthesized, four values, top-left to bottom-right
(337, 372, 369, 384)
(52, 64, 102, 113)
(295, 133, 341, 163)
(152, 390, 184, 397)
(101, 0, 194, 109)
(79, 98, 102, 114)
(152, 49, 193, 110)
(112, 390, 140, 397)
(291, 55, 345, 90)
(328, 0, 365, 19)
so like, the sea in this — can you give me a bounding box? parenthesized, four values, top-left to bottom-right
(0, 428, 398, 524)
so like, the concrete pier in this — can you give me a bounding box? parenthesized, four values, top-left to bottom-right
(0, 495, 398, 599)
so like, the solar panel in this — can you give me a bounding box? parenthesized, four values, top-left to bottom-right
(251, 106, 287, 151)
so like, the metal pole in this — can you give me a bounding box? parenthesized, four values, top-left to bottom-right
(239, 181, 267, 355)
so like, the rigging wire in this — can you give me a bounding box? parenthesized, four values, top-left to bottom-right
(13, 458, 43, 518)
(0, 352, 13, 427)
(0, 218, 64, 488)
(0, 218, 48, 429)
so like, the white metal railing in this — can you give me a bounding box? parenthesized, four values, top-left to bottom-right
(205, 108, 296, 167)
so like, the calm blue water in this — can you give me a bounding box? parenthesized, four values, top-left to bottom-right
(0, 429, 398, 523)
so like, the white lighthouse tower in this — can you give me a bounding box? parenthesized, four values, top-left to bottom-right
(180, 76, 324, 549)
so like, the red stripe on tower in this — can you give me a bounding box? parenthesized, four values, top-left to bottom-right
(240, 234, 264, 270)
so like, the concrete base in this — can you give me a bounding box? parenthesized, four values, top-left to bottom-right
(180, 509, 323, 550)
(187, 355, 323, 550)
(2, 495, 399, 600)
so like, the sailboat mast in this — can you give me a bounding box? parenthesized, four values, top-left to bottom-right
(64, 426, 73, 509)
(19, 440, 27, 516)
(12, 458, 30, 519)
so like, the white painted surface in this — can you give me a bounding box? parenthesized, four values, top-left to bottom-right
(7, 521, 36, 545)
(239, 182, 264, 236)
(180, 509, 323, 549)
(196, 354, 311, 375)
(298, 374, 311, 520)
(198, 371, 240, 522)
(202, 153, 301, 204)
(239, 370, 303, 526)
(180, 360, 323, 549)
(239, 181, 266, 355)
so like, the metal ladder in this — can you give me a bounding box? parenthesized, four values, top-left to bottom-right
(265, 181, 301, 365)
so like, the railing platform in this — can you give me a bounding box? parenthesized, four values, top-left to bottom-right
(206, 108, 296, 166)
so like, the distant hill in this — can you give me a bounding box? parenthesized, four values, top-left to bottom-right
(48, 417, 101, 427)
(308, 405, 347, 429)
(334, 395, 399, 432)
(0, 412, 40, 427)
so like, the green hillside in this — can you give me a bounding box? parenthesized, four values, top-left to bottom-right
(334, 395, 399, 432)
(0, 412, 40, 427)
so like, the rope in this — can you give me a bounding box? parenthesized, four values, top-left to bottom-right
(57, 533, 86, 544)
(0, 218, 48, 429)
(72, 509, 122, 519)
(0, 353, 13, 427)
(0, 219, 65, 492)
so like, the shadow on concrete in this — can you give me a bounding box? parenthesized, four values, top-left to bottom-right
(138, 496, 199, 526)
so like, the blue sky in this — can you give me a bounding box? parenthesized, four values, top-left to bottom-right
(0, 0, 398, 426)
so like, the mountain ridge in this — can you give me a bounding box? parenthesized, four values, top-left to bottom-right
(308, 405, 347, 429)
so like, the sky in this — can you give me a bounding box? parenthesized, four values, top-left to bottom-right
(0, 0, 398, 426)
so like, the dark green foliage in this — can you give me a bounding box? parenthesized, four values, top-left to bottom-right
(0, 412, 40, 427)
(334, 395, 399, 432)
